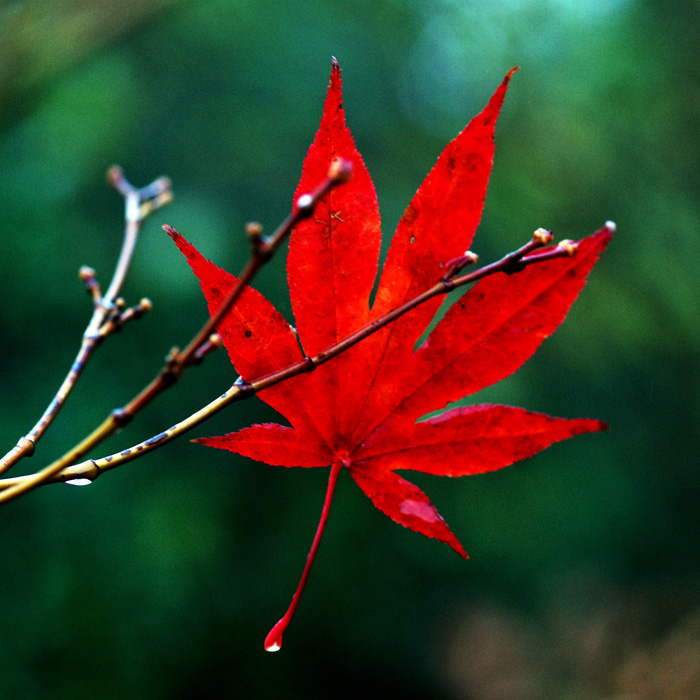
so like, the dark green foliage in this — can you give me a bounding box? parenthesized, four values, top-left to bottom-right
(1, 1, 698, 697)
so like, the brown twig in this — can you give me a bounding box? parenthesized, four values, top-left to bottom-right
(53, 158, 353, 462)
(0, 168, 171, 478)
(0, 223, 612, 500)
(0, 159, 352, 502)
(125, 157, 353, 416)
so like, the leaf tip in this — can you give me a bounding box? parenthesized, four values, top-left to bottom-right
(456, 545, 469, 560)
(604, 220, 617, 234)
(572, 417, 609, 435)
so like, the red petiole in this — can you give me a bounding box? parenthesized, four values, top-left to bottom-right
(264, 460, 343, 651)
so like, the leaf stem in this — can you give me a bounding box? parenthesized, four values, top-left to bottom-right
(264, 460, 343, 652)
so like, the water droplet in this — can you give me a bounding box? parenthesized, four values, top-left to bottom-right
(264, 622, 284, 652)
(66, 478, 92, 486)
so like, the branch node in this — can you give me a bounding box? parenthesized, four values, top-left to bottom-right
(112, 408, 134, 429)
(236, 380, 256, 397)
(17, 436, 36, 457)
(165, 346, 182, 369)
(64, 460, 102, 486)
(503, 257, 527, 275)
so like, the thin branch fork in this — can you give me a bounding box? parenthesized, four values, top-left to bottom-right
(0, 159, 353, 502)
(30, 157, 355, 477)
(0, 223, 609, 498)
(127, 157, 353, 412)
(0, 169, 172, 478)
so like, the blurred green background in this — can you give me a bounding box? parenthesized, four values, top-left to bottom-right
(1, 1, 698, 698)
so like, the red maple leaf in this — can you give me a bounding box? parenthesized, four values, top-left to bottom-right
(169, 61, 611, 651)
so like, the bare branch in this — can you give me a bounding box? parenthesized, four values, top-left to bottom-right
(0, 159, 353, 500)
(0, 169, 171, 477)
(0, 223, 612, 501)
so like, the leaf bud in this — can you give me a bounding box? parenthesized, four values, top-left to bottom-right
(106, 165, 124, 187)
(139, 298, 153, 313)
(533, 228, 553, 245)
(327, 157, 353, 184)
(557, 239, 578, 256)
(245, 221, 263, 238)
(79, 266, 96, 282)
(153, 176, 172, 193)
